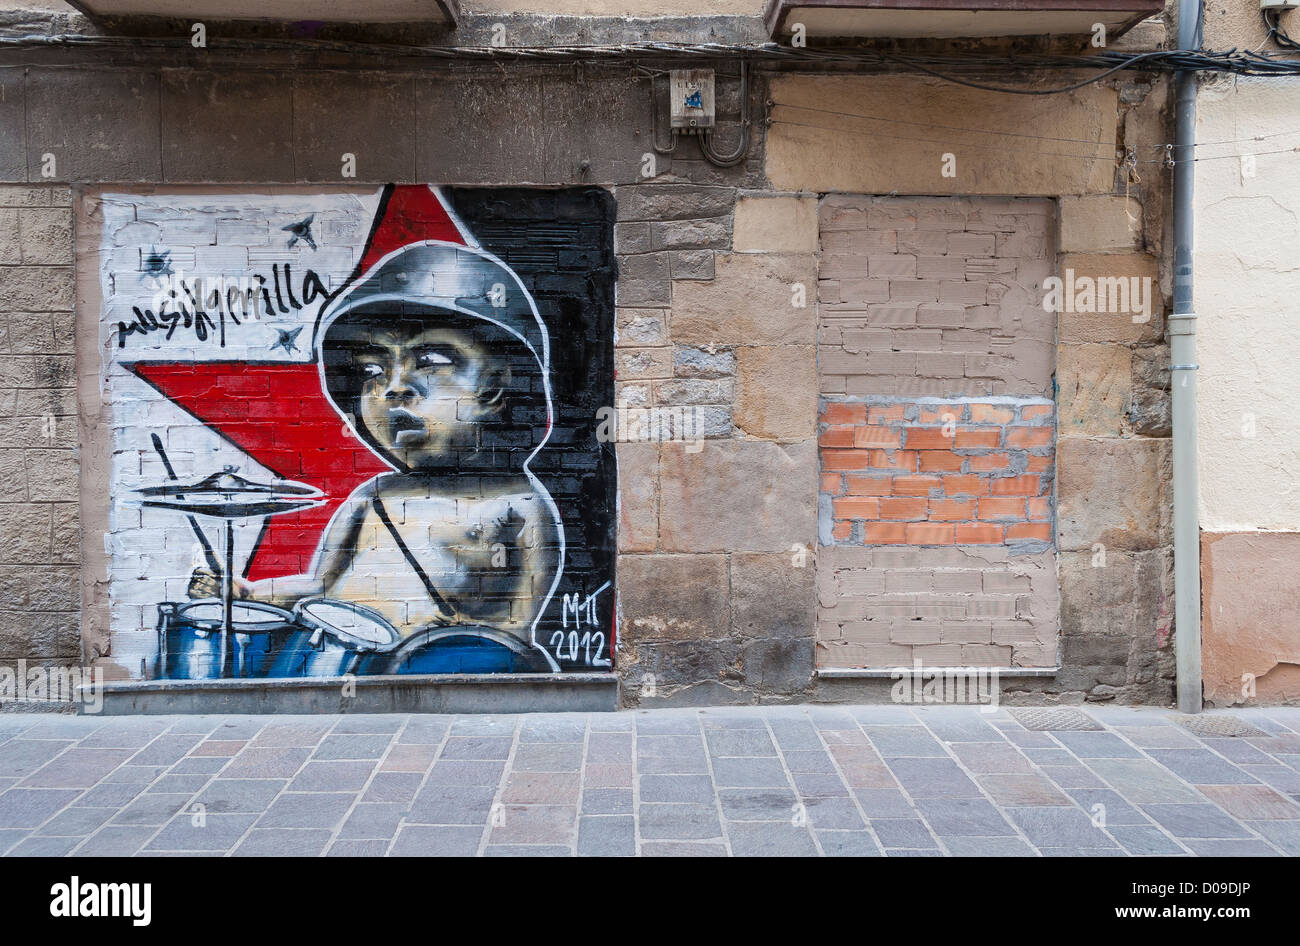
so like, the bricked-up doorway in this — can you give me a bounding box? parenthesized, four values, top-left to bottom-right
(815, 196, 1059, 670)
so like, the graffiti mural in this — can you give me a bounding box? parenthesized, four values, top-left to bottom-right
(96, 186, 616, 678)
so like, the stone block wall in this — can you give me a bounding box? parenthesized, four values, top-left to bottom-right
(0, 183, 81, 670)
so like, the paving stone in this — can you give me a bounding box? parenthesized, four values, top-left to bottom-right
(447, 716, 515, 738)
(1051, 731, 1142, 758)
(1145, 748, 1258, 785)
(257, 793, 355, 830)
(1197, 784, 1300, 820)
(423, 760, 506, 786)
(950, 742, 1034, 774)
(80, 724, 169, 749)
(977, 773, 1071, 806)
(233, 828, 332, 857)
(191, 740, 247, 758)
(1117, 726, 1200, 749)
(1021, 748, 1074, 765)
(635, 712, 701, 735)
(577, 815, 635, 856)
(816, 830, 882, 857)
(407, 784, 498, 825)
(711, 757, 790, 788)
(706, 730, 778, 758)
(1109, 825, 1188, 855)
(584, 734, 631, 765)
(221, 747, 311, 779)
(727, 822, 819, 857)
(21, 748, 134, 788)
(312, 734, 394, 760)
(518, 717, 587, 743)
(327, 839, 390, 857)
(71, 824, 155, 857)
(146, 814, 258, 852)
(129, 735, 206, 766)
(872, 819, 939, 848)
(513, 742, 585, 771)
(885, 848, 945, 857)
(149, 774, 214, 795)
(195, 779, 287, 813)
(589, 715, 634, 733)
(339, 803, 406, 840)
(36, 806, 115, 836)
(8, 835, 80, 856)
(397, 719, 451, 745)
(913, 798, 1016, 837)
(863, 727, 947, 758)
(111, 792, 192, 827)
(69, 781, 146, 808)
(1037, 847, 1126, 856)
(853, 788, 915, 819)
(287, 760, 377, 793)
(804, 796, 867, 830)
(1181, 839, 1280, 856)
(502, 772, 580, 805)
(1085, 758, 1201, 802)
(1246, 819, 1300, 855)
(1244, 764, 1300, 793)
(718, 789, 798, 822)
(390, 825, 482, 856)
(780, 749, 836, 774)
(940, 836, 1037, 856)
(639, 803, 723, 840)
(440, 737, 514, 761)
(248, 723, 333, 748)
(1141, 804, 1254, 839)
(794, 774, 851, 798)
(920, 712, 1002, 742)
(700, 713, 768, 731)
(641, 841, 728, 856)
(768, 720, 824, 751)
(379, 744, 438, 773)
(362, 772, 424, 804)
(997, 727, 1058, 749)
(483, 845, 573, 856)
(584, 764, 634, 788)
(887, 758, 981, 798)
(104, 765, 169, 783)
(1006, 806, 1116, 848)
(582, 789, 634, 816)
(332, 716, 406, 734)
(640, 774, 715, 805)
(169, 757, 229, 776)
(1066, 789, 1152, 826)
(488, 805, 576, 845)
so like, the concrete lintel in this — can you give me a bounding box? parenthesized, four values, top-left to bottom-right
(79, 673, 620, 715)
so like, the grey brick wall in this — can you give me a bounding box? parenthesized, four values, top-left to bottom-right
(0, 184, 81, 668)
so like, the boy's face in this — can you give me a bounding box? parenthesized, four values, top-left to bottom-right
(338, 319, 508, 469)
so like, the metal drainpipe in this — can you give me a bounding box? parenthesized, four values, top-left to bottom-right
(1172, 0, 1202, 714)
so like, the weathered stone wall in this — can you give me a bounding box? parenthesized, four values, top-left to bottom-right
(0, 47, 1176, 707)
(0, 183, 81, 671)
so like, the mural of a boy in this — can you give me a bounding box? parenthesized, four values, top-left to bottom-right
(190, 240, 565, 672)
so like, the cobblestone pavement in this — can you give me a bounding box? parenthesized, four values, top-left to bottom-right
(1, 704, 1299, 856)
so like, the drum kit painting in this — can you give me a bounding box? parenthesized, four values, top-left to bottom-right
(137, 440, 543, 679)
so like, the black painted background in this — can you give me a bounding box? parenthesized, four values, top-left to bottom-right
(445, 187, 618, 670)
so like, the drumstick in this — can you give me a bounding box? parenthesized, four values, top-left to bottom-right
(150, 433, 223, 576)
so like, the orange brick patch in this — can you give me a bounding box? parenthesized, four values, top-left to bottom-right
(820, 397, 1054, 547)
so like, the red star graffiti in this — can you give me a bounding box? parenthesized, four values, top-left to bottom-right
(126, 185, 467, 582)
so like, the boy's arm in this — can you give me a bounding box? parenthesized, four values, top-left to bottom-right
(238, 481, 375, 607)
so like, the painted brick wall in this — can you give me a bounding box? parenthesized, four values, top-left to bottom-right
(820, 396, 1055, 546)
(815, 196, 1059, 670)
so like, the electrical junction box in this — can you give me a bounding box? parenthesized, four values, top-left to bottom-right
(1262, 0, 1300, 10)
(670, 69, 715, 132)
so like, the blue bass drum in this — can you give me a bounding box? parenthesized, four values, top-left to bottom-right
(156, 599, 296, 680)
(379, 627, 558, 674)
(268, 598, 401, 678)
